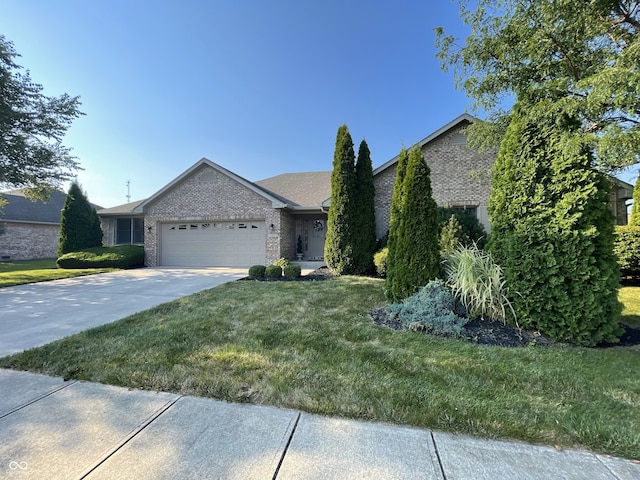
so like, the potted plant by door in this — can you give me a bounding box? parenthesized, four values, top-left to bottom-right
(296, 234, 304, 261)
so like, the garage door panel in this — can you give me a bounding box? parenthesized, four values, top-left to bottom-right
(160, 221, 265, 267)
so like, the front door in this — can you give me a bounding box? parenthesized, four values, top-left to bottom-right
(303, 218, 326, 260)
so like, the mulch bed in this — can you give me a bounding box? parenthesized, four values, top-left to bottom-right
(370, 306, 640, 348)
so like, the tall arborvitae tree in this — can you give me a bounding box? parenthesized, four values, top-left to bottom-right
(58, 182, 103, 256)
(629, 174, 640, 226)
(325, 125, 357, 274)
(353, 139, 376, 274)
(387, 147, 440, 301)
(489, 102, 622, 346)
(385, 148, 409, 299)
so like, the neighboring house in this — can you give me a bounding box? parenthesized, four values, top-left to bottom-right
(0, 190, 66, 260)
(97, 113, 633, 268)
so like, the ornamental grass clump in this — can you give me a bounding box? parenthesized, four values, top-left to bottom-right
(445, 243, 516, 325)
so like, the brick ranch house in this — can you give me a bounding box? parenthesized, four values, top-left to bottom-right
(98, 114, 633, 268)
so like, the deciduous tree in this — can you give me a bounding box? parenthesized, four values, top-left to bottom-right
(436, 0, 640, 169)
(0, 36, 83, 200)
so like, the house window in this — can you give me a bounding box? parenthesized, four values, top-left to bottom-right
(451, 206, 477, 217)
(116, 218, 144, 244)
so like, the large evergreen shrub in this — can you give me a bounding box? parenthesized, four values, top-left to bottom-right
(325, 125, 357, 275)
(58, 182, 103, 256)
(630, 174, 640, 226)
(353, 139, 376, 274)
(614, 225, 640, 277)
(488, 103, 622, 346)
(387, 147, 440, 301)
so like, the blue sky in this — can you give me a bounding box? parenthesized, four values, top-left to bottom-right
(3, 1, 635, 208)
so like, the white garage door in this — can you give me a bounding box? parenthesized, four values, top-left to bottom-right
(160, 221, 266, 267)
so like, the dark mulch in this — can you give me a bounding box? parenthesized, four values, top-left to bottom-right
(369, 307, 640, 348)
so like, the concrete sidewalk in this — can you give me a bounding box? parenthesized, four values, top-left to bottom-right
(1, 369, 637, 479)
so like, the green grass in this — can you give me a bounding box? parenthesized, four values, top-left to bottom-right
(620, 286, 640, 326)
(1, 277, 638, 459)
(0, 258, 114, 287)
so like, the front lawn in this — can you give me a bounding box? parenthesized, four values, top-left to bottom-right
(0, 258, 114, 287)
(620, 286, 640, 326)
(1, 277, 638, 459)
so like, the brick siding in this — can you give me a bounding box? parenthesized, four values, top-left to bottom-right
(0, 222, 59, 260)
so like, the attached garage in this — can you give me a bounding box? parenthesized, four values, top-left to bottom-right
(160, 221, 265, 267)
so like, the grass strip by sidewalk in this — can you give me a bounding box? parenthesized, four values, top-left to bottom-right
(1, 277, 638, 459)
(0, 258, 114, 287)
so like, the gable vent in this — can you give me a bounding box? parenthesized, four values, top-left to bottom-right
(451, 133, 467, 145)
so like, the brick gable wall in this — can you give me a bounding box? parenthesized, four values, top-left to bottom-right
(373, 124, 494, 239)
(143, 164, 284, 266)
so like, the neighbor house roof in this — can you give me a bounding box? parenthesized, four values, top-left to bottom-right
(255, 171, 332, 209)
(1, 189, 104, 224)
(97, 199, 146, 216)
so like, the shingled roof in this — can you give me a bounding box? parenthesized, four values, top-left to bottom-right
(1, 189, 103, 224)
(1, 190, 67, 224)
(254, 171, 331, 208)
(98, 199, 146, 215)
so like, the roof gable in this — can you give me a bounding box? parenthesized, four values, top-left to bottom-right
(373, 113, 477, 176)
(133, 158, 288, 213)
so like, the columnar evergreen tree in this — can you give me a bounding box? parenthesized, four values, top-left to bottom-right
(385, 148, 409, 299)
(353, 139, 377, 274)
(325, 125, 357, 274)
(489, 103, 622, 346)
(58, 182, 103, 256)
(387, 147, 440, 301)
(629, 174, 640, 226)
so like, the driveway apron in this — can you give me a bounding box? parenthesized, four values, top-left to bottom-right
(0, 267, 246, 357)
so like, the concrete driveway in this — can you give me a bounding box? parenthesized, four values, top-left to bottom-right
(0, 267, 247, 357)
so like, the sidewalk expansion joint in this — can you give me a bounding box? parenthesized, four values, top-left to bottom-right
(272, 411, 301, 480)
(430, 431, 448, 480)
(0, 379, 78, 419)
(79, 394, 183, 479)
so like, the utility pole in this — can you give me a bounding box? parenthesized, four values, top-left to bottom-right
(126, 180, 131, 203)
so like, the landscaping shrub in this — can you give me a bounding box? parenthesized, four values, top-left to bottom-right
(56, 245, 143, 269)
(387, 279, 468, 336)
(248, 265, 266, 279)
(614, 225, 640, 277)
(272, 258, 290, 269)
(373, 247, 388, 277)
(283, 264, 301, 279)
(265, 265, 282, 279)
(440, 214, 467, 255)
(445, 243, 516, 325)
(438, 207, 487, 249)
